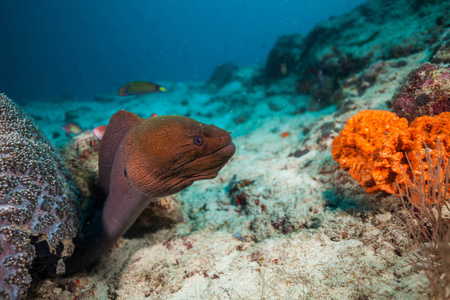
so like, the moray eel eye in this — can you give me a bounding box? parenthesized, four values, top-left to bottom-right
(193, 136, 203, 146)
(124, 168, 128, 178)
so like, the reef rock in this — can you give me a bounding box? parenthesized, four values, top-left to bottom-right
(389, 63, 450, 122)
(265, 33, 305, 79)
(0, 94, 79, 299)
(206, 62, 239, 90)
(61, 131, 100, 210)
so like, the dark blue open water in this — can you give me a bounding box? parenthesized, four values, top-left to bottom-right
(0, 0, 365, 102)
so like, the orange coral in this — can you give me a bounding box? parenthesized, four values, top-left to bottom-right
(332, 110, 450, 197)
(407, 112, 450, 197)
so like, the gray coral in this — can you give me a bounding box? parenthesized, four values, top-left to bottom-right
(0, 94, 79, 300)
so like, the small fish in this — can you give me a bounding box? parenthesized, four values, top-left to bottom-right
(233, 231, 245, 242)
(280, 63, 287, 75)
(93, 125, 107, 141)
(117, 81, 166, 96)
(62, 122, 82, 137)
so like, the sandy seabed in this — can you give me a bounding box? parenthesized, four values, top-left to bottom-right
(23, 51, 433, 299)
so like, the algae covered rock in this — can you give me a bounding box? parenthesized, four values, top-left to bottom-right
(0, 94, 79, 299)
(389, 63, 450, 122)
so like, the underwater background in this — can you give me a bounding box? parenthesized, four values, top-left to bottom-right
(0, 0, 450, 299)
(0, 0, 365, 102)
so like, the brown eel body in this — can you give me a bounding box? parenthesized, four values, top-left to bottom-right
(65, 110, 235, 273)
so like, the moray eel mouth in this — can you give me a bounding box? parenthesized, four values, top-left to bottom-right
(182, 141, 236, 180)
(129, 140, 235, 198)
(138, 140, 235, 197)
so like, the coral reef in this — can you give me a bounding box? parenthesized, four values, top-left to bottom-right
(431, 27, 450, 64)
(261, 0, 450, 107)
(343, 59, 407, 97)
(61, 131, 100, 200)
(0, 94, 79, 299)
(206, 62, 239, 90)
(332, 110, 450, 199)
(61, 130, 100, 221)
(331, 110, 410, 194)
(389, 63, 450, 122)
(16, 0, 450, 298)
(265, 34, 305, 79)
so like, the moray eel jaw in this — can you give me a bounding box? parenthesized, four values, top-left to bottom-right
(167, 138, 235, 190)
(179, 141, 236, 178)
(124, 115, 235, 197)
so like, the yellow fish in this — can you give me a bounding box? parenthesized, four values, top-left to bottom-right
(117, 81, 166, 96)
(62, 122, 82, 137)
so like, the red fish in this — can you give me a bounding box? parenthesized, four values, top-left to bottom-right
(117, 81, 166, 96)
(93, 125, 107, 141)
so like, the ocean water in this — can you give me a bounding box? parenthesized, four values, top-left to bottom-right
(1, 0, 450, 298)
(0, 0, 365, 102)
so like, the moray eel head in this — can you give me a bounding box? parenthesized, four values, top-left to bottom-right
(123, 115, 235, 197)
(65, 112, 235, 274)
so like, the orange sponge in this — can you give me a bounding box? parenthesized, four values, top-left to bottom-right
(332, 110, 450, 195)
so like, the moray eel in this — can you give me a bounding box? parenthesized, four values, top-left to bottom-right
(65, 110, 235, 273)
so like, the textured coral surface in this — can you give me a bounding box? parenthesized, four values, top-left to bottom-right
(390, 63, 450, 122)
(332, 110, 450, 198)
(0, 94, 79, 299)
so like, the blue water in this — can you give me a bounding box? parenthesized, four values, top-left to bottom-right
(0, 0, 366, 102)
